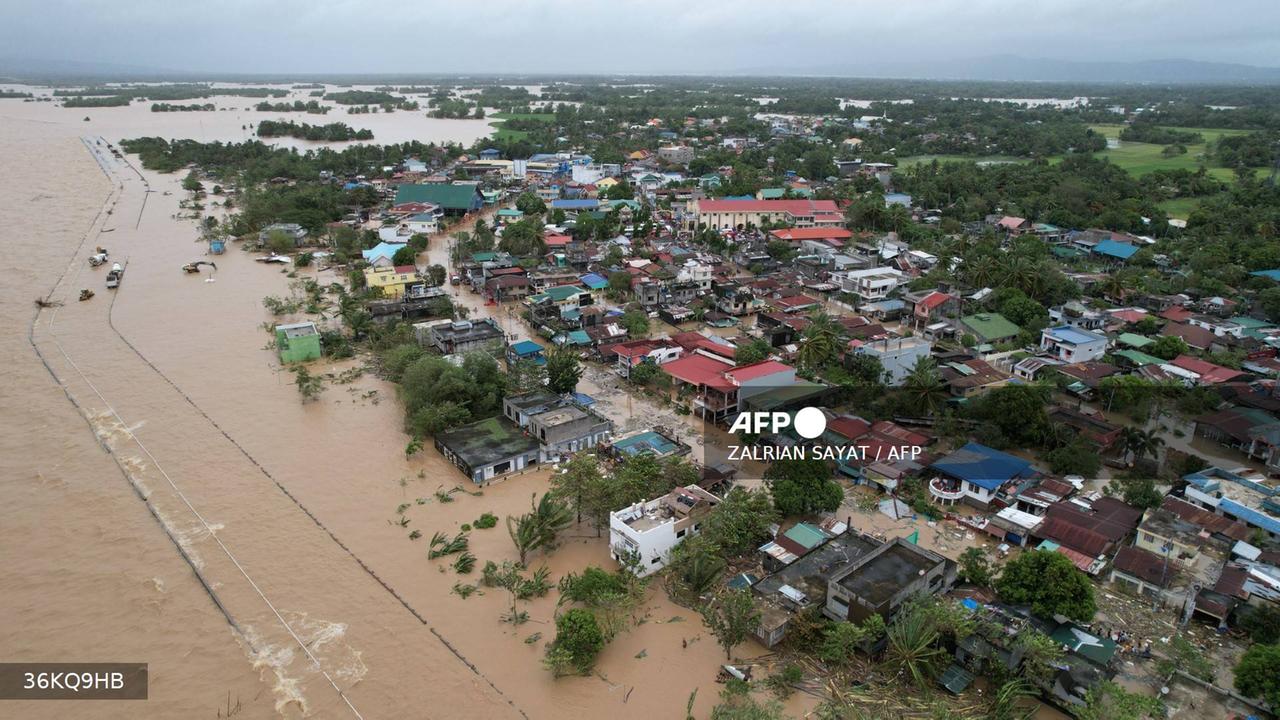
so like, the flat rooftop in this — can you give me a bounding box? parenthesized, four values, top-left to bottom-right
(755, 530, 882, 604)
(835, 541, 941, 607)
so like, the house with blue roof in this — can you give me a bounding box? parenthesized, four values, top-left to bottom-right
(929, 442, 1036, 509)
(1250, 269, 1280, 282)
(1092, 239, 1139, 263)
(579, 272, 609, 291)
(550, 198, 600, 212)
(362, 241, 403, 267)
(1183, 467, 1280, 540)
(506, 339, 546, 366)
(1040, 325, 1108, 363)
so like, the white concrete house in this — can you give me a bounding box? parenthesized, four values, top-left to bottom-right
(854, 337, 934, 385)
(1039, 325, 1108, 363)
(610, 486, 720, 576)
(840, 267, 905, 302)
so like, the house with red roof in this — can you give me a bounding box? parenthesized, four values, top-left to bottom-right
(908, 290, 958, 327)
(661, 354, 822, 423)
(611, 339, 684, 379)
(995, 216, 1032, 235)
(690, 198, 843, 231)
(769, 227, 854, 245)
(1161, 322, 1217, 351)
(1160, 306, 1195, 323)
(1168, 355, 1246, 385)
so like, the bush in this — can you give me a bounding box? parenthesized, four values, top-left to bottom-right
(474, 512, 498, 529)
(544, 608, 605, 676)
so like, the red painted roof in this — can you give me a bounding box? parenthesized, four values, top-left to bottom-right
(697, 199, 840, 215)
(1109, 308, 1148, 324)
(828, 416, 871, 440)
(1170, 355, 1245, 384)
(670, 332, 736, 359)
(769, 227, 854, 242)
(1160, 306, 1194, 322)
(544, 234, 572, 247)
(661, 353, 736, 390)
(724, 360, 793, 383)
(916, 291, 953, 311)
(393, 265, 418, 274)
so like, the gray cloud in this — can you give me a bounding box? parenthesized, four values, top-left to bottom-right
(3, 0, 1278, 75)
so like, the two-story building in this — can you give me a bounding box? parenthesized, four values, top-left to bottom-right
(1040, 326, 1108, 363)
(610, 486, 721, 576)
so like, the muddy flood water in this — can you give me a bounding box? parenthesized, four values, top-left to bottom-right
(0, 90, 790, 719)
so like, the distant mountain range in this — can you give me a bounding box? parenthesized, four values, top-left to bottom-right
(749, 55, 1280, 84)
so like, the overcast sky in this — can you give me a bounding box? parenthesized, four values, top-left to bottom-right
(5, 0, 1279, 75)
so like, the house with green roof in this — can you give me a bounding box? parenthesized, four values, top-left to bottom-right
(959, 313, 1021, 345)
(1113, 349, 1165, 368)
(433, 417, 540, 483)
(394, 183, 484, 214)
(1229, 316, 1277, 339)
(1116, 332, 1154, 349)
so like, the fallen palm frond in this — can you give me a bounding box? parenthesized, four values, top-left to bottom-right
(428, 531, 470, 559)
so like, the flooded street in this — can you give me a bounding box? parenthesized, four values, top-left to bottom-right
(0, 96, 762, 719)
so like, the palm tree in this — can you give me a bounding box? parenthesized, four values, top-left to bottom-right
(507, 493, 573, 565)
(987, 679, 1037, 720)
(1122, 427, 1165, 465)
(964, 254, 999, 289)
(901, 357, 949, 416)
(1000, 255, 1038, 296)
(797, 310, 841, 372)
(884, 605, 945, 687)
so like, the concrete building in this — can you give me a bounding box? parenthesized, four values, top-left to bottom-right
(610, 486, 721, 576)
(423, 318, 504, 354)
(690, 198, 843, 231)
(657, 145, 694, 165)
(840, 267, 905, 302)
(1040, 326, 1108, 363)
(853, 337, 933, 385)
(526, 403, 612, 462)
(274, 321, 321, 363)
(824, 538, 957, 624)
(928, 442, 1036, 509)
(257, 222, 308, 248)
(434, 417, 540, 484)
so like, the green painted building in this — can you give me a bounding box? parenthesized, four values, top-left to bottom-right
(959, 313, 1021, 344)
(394, 183, 484, 214)
(275, 322, 322, 364)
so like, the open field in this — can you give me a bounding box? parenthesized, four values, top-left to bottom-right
(488, 111, 556, 140)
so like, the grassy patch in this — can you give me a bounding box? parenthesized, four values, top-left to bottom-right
(487, 111, 554, 141)
(1158, 197, 1201, 220)
(1082, 124, 1263, 182)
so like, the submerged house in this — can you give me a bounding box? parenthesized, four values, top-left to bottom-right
(434, 417, 540, 484)
(609, 485, 721, 576)
(274, 322, 321, 363)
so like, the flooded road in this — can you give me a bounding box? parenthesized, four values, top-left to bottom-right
(1, 95, 760, 719)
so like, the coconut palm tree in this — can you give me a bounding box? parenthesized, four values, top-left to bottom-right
(797, 310, 842, 372)
(901, 357, 949, 416)
(884, 605, 945, 687)
(1121, 426, 1166, 465)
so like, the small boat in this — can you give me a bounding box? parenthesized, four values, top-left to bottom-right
(256, 255, 292, 264)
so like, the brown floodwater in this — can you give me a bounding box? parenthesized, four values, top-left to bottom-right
(0, 91, 769, 719)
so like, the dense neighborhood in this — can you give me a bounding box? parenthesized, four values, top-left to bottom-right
(117, 76, 1280, 720)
